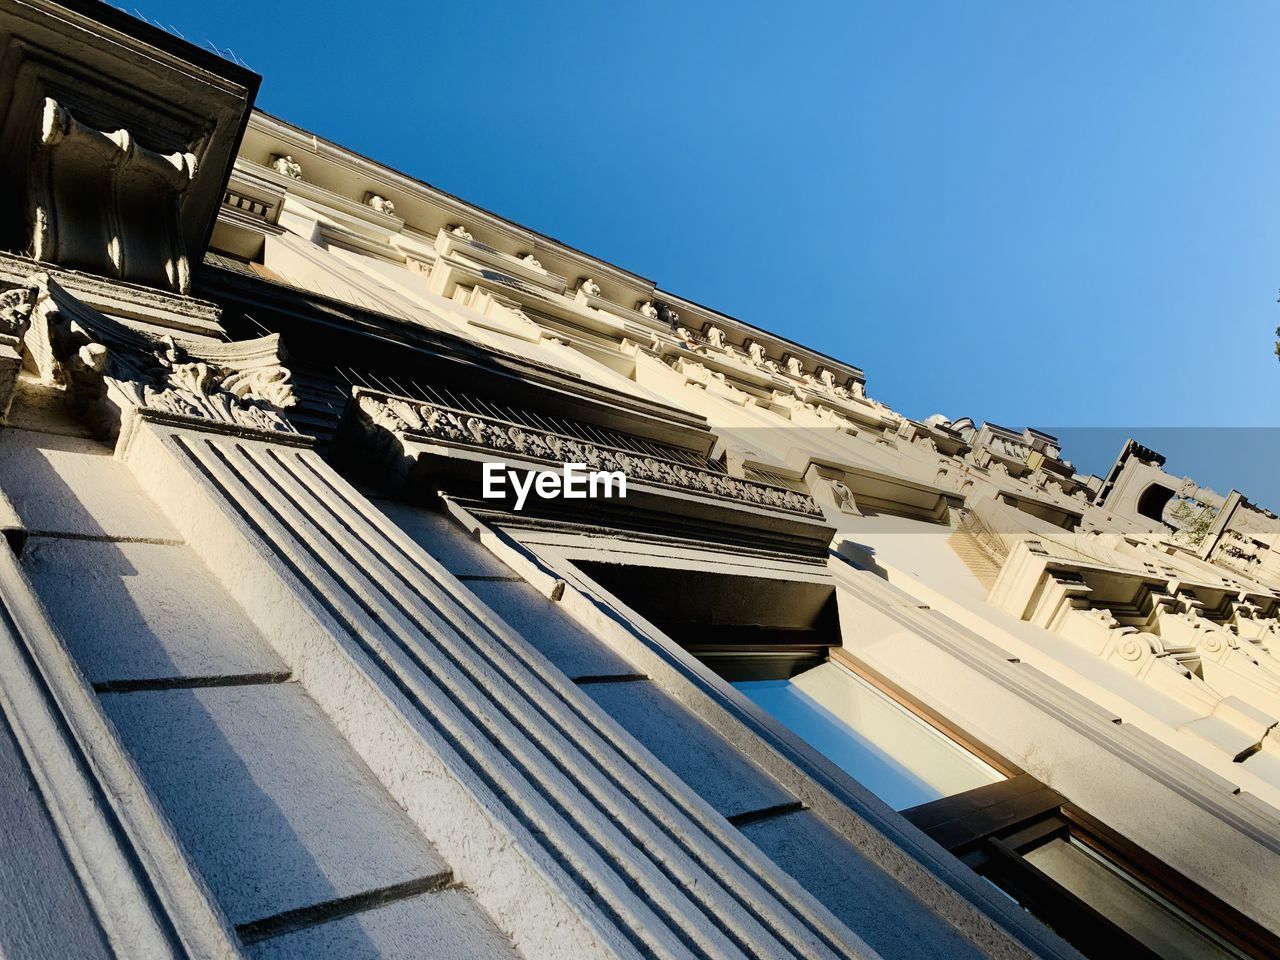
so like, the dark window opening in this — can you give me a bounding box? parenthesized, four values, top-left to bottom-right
(576, 561, 1004, 809)
(576, 561, 839, 681)
(1137, 483, 1178, 524)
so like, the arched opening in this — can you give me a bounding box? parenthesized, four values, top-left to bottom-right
(1136, 483, 1177, 523)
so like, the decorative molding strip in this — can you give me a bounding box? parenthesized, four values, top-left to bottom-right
(353, 388, 823, 518)
(0, 251, 224, 337)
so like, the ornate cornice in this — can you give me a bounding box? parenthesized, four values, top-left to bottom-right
(353, 388, 823, 518)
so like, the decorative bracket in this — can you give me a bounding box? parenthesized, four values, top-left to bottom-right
(31, 99, 197, 293)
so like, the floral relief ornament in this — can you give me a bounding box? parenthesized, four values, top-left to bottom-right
(23, 275, 299, 436)
(0, 286, 37, 335)
(117, 337, 299, 434)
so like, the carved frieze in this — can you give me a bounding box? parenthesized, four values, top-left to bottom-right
(354, 389, 822, 517)
(827, 478, 860, 516)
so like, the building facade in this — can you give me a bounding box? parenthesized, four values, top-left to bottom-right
(0, 3, 1277, 958)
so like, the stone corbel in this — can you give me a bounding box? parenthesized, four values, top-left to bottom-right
(934, 465, 973, 496)
(704, 372, 755, 406)
(20, 275, 297, 439)
(32, 99, 198, 294)
(672, 357, 712, 388)
(456, 286, 542, 342)
(915, 434, 939, 454)
(743, 338, 780, 374)
(803, 463, 862, 519)
(822, 478, 861, 518)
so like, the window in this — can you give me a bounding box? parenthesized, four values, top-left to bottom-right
(576, 561, 1005, 810)
(569, 555, 1277, 960)
(1023, 838, 1244, 960)
(904, 781, 1267, 959)
(734, 659, 1003, 810)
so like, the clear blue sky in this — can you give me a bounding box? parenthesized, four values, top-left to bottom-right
(136, 1, 1280, 501)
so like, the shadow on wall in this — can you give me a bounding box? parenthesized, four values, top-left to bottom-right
(0, 424, 387, 953)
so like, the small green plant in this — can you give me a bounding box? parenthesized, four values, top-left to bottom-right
(1170, 498, 1218, 546)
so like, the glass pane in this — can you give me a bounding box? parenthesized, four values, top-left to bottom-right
(734, 660, 1003, 809)
(1024, 839, 1246, 960)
